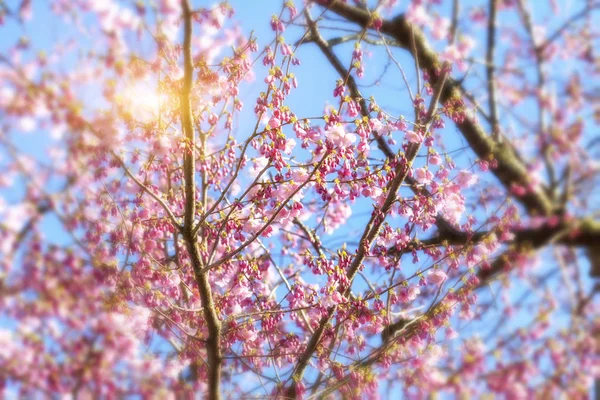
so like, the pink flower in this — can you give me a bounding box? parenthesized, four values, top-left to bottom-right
(167, 274, 181, 287)
(372, 17, 383, 31)
(456, 170, 478, 188)
(270, 16, 284, 32)
(445, 327, 458, 339)
(269, 116, 281, 129)
(327, 125, 356, 147)
(284, 138, 296, 154)
(440, 191, 465, 225)
(323, 291, 345, 308)
(428, 269, 447, 286)
(333, 80, 345, 97)
(144, 239, 157, 252)
(239, 328, 257, 342)
(405, 130, 423, 144)
(429, 153, 442, 165)
(398, 285, 421, 302)
(432, 16, 450, 40)
(415, 167, 433, 185)
(154, 135, 171, 156)
(406, 4, 431, 26)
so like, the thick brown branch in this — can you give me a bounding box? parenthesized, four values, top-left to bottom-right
(181, 0, 195, 234)
(320, 0, 555, 216)
(478, 217, 600, 284)
(389, 217, 600, 258)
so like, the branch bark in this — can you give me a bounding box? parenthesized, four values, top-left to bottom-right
(320, 0, 555, 216)
(284, 13, 451, 394)
(180, 1, 222, 398)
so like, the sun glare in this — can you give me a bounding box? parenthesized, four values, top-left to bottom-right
(119, 81, 167, 122)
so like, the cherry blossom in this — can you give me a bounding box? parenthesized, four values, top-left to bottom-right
(0, 0, 598, 399)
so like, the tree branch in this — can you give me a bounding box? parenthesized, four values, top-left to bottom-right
(486, 0, 499, 140)
(180, 1, 222, 398)
(284, 13, 451, 393)
(319, 0, 556, 216)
